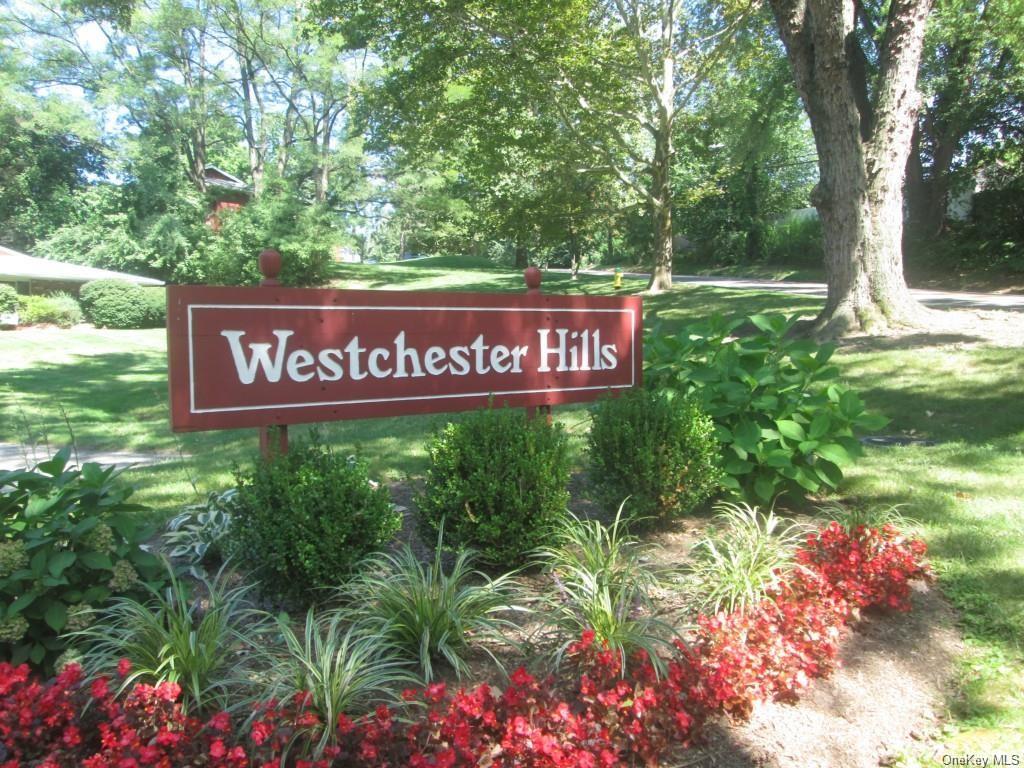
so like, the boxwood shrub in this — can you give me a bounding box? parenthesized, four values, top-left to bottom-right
(226, 436, 400, 602)
(588, 388, 721, 526)
(417, 407, 571, 566)
(80, 280, 164, 329)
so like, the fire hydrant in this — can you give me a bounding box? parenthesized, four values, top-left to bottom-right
(613, 267, 623, 290)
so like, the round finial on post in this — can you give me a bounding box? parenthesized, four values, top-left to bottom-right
(259, 248, 282, 286)
(524, 266, 542, 295)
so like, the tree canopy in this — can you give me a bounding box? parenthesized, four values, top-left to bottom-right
(0, 0, 1020, 321)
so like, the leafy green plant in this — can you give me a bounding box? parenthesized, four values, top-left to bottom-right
(256, 608, 417, 756)
(341, 531, 524, 681)
(533, 506, 672, 671)
(0, 448, 165, 671)
(69, 563, 267, 714)
(79, 279, 163, 329)
(164, 489, 236, 571)
(0, 284, 18, 314)
(588, 388, 721, 526)
(227, 437, 400, 602)
(418, 407, 571, 566)
(17, 293, 83, 328)
(646, 313, 887, 503)
(686, 501, 806, 614)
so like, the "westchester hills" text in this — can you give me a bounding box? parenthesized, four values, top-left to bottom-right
(219, 329, 620, 384)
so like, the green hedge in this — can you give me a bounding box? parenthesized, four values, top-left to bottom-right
(588, 389, 721, 526)
(80, 280, 165, 329)
(417, 407, 571, 566)
(226, 437, 401, 602)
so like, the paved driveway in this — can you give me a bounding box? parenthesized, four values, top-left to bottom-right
(564, 269, 1024, 312)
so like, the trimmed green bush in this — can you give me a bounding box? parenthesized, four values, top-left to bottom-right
(140, 287, 166, 327)
(0, 284, 18, 314)
(80, 279, 162, 329)
(17, 293, 83, 328)
(588, 389, 721, 525)
(417, 407, 571, 566)
(226, 437, 400, 602)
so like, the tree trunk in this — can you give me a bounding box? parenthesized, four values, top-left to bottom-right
(606, 226, 614, 263)
(769, 0, 933, 336)
(744, 162, 763, 261)
(647, 130, 674, 292)
(568, 223, 580, 278)
(514, 232, 528, 269)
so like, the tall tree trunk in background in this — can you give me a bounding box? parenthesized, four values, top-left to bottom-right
(514, 231, 528, 269)
(647, 50, 676, 294)
(769, 0, 933, 336)
(606, 226, 614, 263)
(568, 222, 580, 278)
(239, 58, 265, 198)
(744, 161, 763, 261)
(278, 104, 296, 177)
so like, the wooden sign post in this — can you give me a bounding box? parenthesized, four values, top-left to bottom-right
(166, 252, 642, 456)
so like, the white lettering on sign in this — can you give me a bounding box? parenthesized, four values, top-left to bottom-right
(219, 329, 619, 385)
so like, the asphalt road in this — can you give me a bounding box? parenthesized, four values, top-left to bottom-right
(563, 269, 1024, 312)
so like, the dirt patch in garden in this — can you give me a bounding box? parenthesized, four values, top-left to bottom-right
(386, 478, 964, 768)
(687, 584, 962, 768)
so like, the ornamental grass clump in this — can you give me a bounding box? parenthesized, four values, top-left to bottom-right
(686, 501, 806, 615)
(534, 506, 672, 671)
(254, 608, 417, 757)
(340, 531, 524, 681)
(69, 563, 268, 715)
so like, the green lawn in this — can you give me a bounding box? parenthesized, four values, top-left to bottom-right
(1, 253, 1021, 753)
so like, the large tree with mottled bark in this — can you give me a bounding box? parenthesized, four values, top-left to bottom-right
(767, 0, 933, 335)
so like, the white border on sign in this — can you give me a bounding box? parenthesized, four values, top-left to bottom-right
(187, 304, 637, 414)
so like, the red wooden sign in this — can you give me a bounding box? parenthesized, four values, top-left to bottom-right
(167, 284, 642, 432)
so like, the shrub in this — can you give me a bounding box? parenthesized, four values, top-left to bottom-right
(0, 448, 166, 672)
(226, 437, 400, 601)
(534, 508, 672, 671)
(646, 312, 887, 503)
(418, 407, 571, 566)
(0, 284, 17, 314)
(17, 292, 83, 327)
(185, 194, 334, 286)
(686, 501, 806, 614)
(70, 563, 268, 715)
(80, 279, 163, 329)
(588, 388, 721, 525)
(342, 532, 523, 681)
(762, 214, 824, 266)
(141, 286, 167, 326)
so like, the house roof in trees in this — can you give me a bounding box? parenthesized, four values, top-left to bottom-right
(0, 245, 165, 286)
(203, 165, 250, 193)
